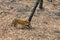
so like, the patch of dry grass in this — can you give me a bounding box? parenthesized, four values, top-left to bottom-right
(0, 0, 60, 40)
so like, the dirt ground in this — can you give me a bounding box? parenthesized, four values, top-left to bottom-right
(0, 0, 60, 40)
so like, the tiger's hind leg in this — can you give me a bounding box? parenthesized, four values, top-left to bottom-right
(11, 19, 17, 27)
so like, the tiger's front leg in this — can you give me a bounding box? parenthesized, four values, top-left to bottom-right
(21, 22, 32, 29)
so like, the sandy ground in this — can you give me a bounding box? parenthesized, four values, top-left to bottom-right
(0, 0, 60, 40)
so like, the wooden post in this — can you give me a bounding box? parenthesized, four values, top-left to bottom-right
(48, 0, 52, 2)
(39, 0, 43, 9)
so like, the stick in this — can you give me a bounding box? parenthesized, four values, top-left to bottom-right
(28, 0, 40, 22)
